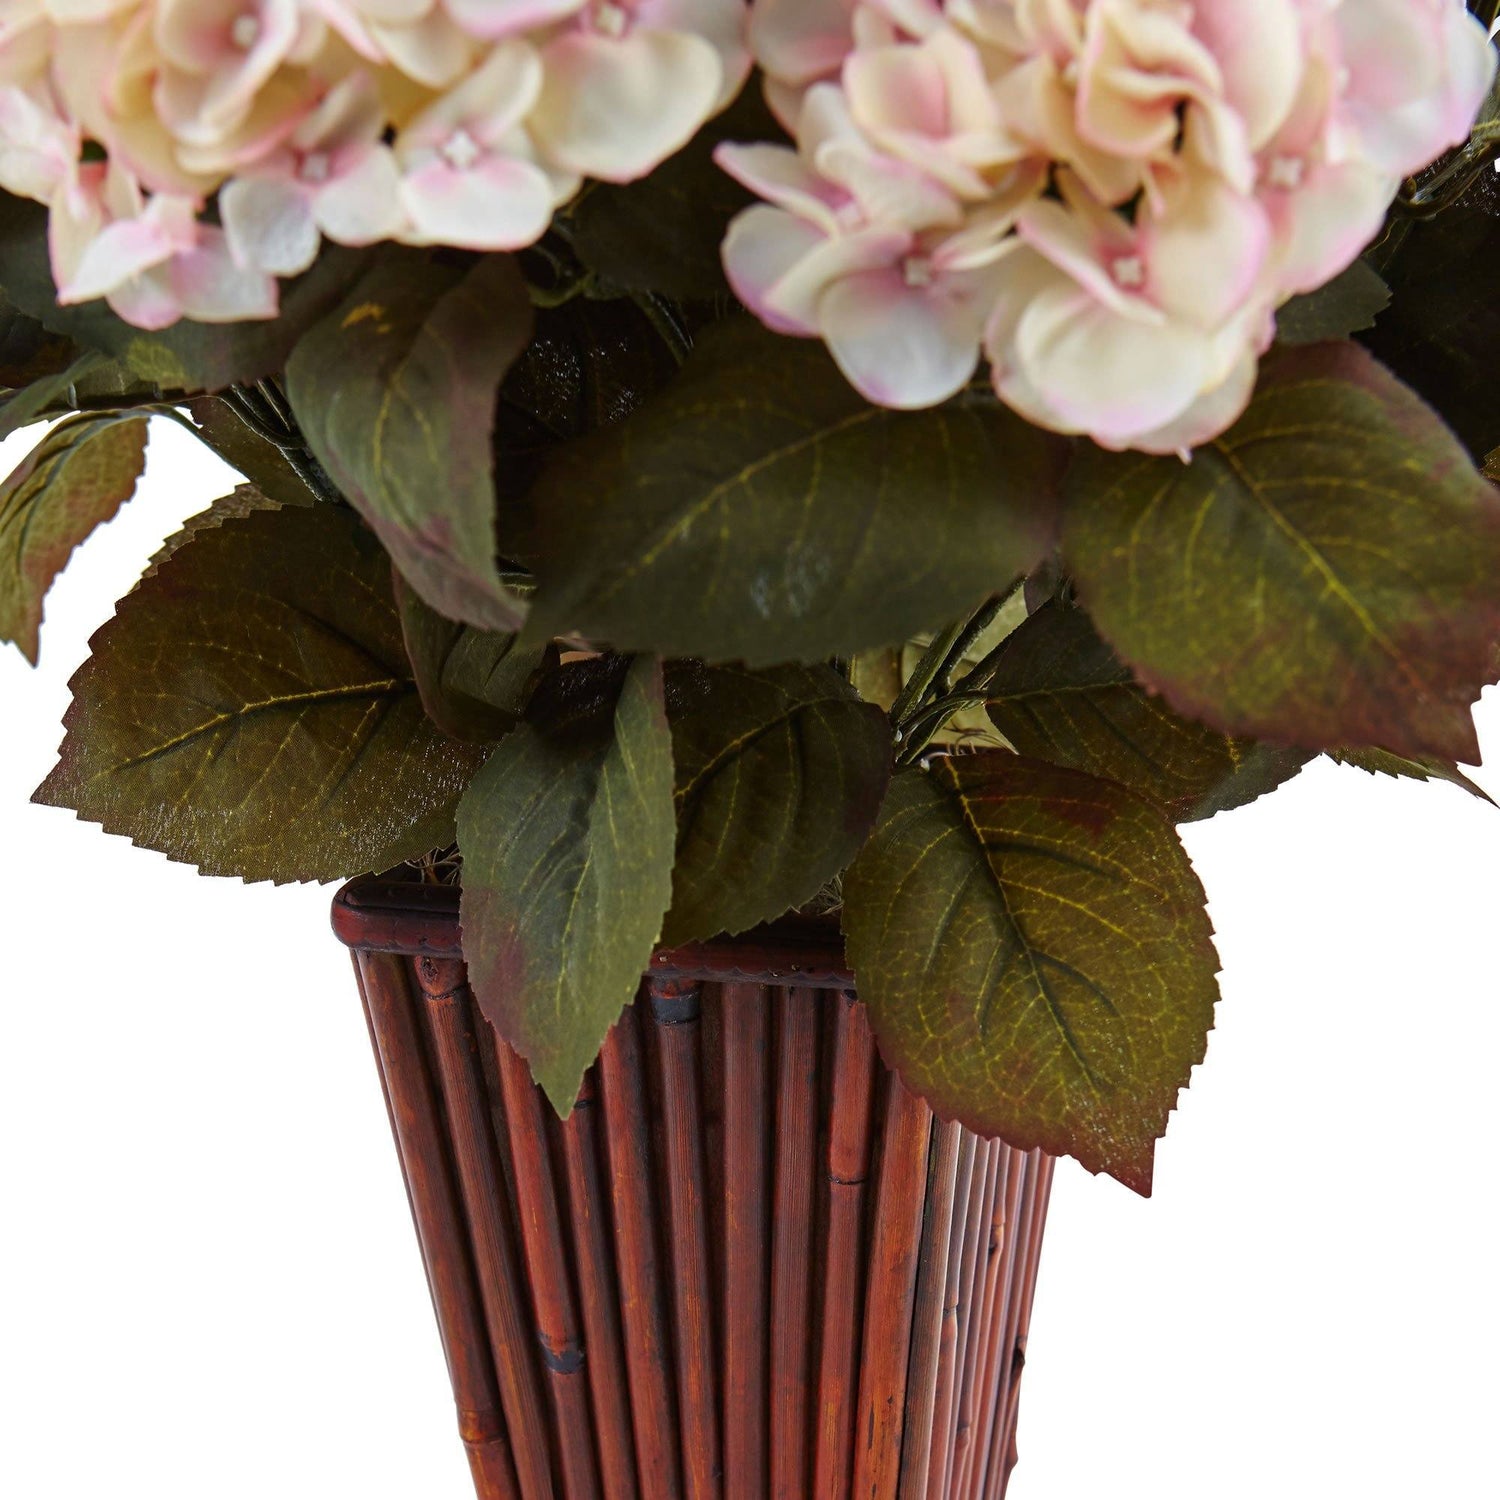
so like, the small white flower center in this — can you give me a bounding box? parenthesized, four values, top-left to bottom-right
(231, 11, 260, 48)
(1111, 254, 1145, 290)
(1266, 154, 1304, 191)
(441, 128, 483, 171)
(590, 2, 629, 37)
(903, 255, 934, 288)
(300, 151, 331, 183)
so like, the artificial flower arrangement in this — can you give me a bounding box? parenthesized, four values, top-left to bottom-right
(3, 0, 1499, 1216)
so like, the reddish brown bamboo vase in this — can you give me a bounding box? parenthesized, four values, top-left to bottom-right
(333, 874, 1054, 1500)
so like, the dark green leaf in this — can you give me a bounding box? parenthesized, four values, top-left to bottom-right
(661, 660, 891, 943)
(521, 319, 1063, 664)
(395, 573, 552, 742)
(842, 753, 1219, 1195)
(1063, 341, 1500, 763)
(141, 481, 311, 581)
(286, 252, 533, 631)
(34, 504, 486, 882)
(457, 654, 675, 1112)
(567, 83, 786, 298)
(1, 413, 147, 663)
(984, 601, 1310, 821)
(1329, 745, 1493, 803)
(0, 298, 75, 388)
(0, 350, 110, 442)
(185, 395, 322, 508)
(1275, 260, 1390, 345)
(1360, 199, 1500, 460)
(0, 194, 370, 393)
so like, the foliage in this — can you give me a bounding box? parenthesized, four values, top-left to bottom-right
(6, 100, 1500, 1195)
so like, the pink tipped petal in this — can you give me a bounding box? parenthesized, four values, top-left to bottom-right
(819, 263, 988, 408)
(313, 145, 408, 243)
(637, 0, 752, 106)
(371, 10, 477, 87)
(714, 141, 845, 231)
(1148, 173, 1269, 328)
(220, 172, 319, 274)
(0, 86, 77, 202)
(1123, 347, 1259, 456)
(748, 0, 854, 88)
(1012, 284, 1212, 445)
(168, 229, 281, 321)
(721, 203, 828, 334)
(399, 154, 554, 248)
(1262, 156, 1396, 298)
(59, 196, 199, 304)
(445, 0, 587, 39)
(531, 28, 723, 182)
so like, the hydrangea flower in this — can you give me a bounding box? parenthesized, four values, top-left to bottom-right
(0, 0, 750, 327)
(723, 0, 1497, 451)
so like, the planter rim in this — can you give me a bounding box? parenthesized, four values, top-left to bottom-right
(332, 873, 856, 987)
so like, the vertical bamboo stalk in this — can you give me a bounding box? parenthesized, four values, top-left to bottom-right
(412, 958, 556, 1500)
(721, 984, 770, 1499)
(950, 1147, 1010, 1500)
(896, 1120, 964, 1499)
(466, 1439, 523, 1500)
(648, 978, 721, 1500)
(352, 953, 511, 1479)
(936, 1139, 994, 1500)
(560, 1070, 640, 1500)
(922, 1132, 978, 1500)
(851, 1079, 934, 1500)
(986, 1155, 1055, 1500)
(961, 1153, 1028, 1500)
(493, 1037, 602, 1499)
(598, 1006, 683, 1499)
(812, 993, 879, 1500)
(768, 987, 820, 1499)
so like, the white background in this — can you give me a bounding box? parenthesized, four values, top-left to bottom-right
(2, 419, 1497, 1498)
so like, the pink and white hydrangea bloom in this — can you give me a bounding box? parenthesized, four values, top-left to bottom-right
(728, 0, 1497, 451)
(0, 0, 752, 325)
(530, 0, 751, 182)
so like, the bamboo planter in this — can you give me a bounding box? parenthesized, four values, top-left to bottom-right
(333, 873, 1054, 1500)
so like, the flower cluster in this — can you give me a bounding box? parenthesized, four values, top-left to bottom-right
(719, 0, 1496, 451)
(0, 0, 749, 329)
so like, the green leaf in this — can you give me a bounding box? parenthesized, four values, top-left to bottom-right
(661, 660, 892, 943)
(395, 573, 552, 742)
(1360, 200, 1500, 460)
(1062, 341, 1500, 764)
(1275, 260, 1390, 345)
(0, 350, 110, 442)
(567, 83, 786, 298)
(34, 504, 486, 882)
(842, 754, 1219, 1195)
(1329, 745, 1494, 804)
(0, 194, 371, 393)
(286, 251, 533, 631)
(0, 298, 75, 388)
(983, 600, 1310, 821)
(457, 654, 675, 1113)
(0, 413, 148, 663)
(184, 395, 322, 508)
(141, 481, 312, 582)
(520, 319, 1062, 664)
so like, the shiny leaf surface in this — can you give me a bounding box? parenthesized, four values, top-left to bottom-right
(1063, 341, 1500, 763)
(458, 655, 675, 1112)
(1, 413, 147, 662)
(34, 504, 485, 881)
(286, 252, 533, 629)
(843, 754, 1219, 1194)
(521, 319, 1062, 663)
(984, 601, 1310, 821)
(662, 660, 891, 943)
